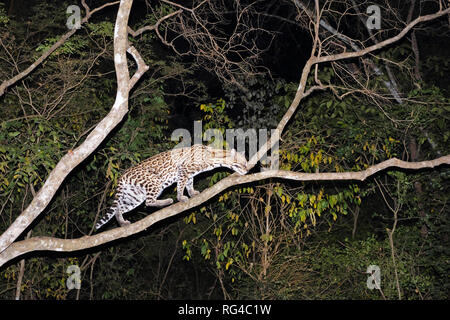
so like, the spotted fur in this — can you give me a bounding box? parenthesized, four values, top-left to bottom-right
(95, 145, 248, 230)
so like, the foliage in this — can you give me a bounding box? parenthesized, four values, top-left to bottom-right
(223, 75, 295, 129)
(0, 3, 8, 25)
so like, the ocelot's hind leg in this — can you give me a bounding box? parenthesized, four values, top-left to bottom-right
(144, 180, 174, 207)
(186, 176, 200, 197)
(176, 174, 189, 202)
(114, 184, 146, 227)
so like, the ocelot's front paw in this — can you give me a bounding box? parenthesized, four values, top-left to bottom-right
(189, 189, 200, 197)
(119, 220, 131, 227)
(178, 195, 189, 202)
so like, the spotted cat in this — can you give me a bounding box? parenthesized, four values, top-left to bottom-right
(95, 145, 248, 229)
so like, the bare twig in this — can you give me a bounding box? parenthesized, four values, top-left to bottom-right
(14, 230, 31, 300)
(128, 9, 182, 37)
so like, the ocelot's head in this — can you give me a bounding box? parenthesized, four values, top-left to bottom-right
(207, 146, 248, 175)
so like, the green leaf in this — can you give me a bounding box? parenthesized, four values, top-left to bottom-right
(8, 131, 20, 137)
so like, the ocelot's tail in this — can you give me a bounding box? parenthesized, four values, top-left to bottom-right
(95, 183, 147, 230)
(95, 205, 118, 230)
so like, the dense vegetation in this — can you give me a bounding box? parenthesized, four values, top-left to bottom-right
(0, 0, 448, 299)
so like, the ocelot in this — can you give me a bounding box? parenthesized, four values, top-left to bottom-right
(95, 145, 248, 229)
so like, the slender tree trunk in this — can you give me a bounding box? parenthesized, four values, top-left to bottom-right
(7, 0, 15, 16)
(409, 137, 428, 238)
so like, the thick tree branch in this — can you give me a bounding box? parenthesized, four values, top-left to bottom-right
(0, 155, 448, 266)
(0, 0, 135, 254)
